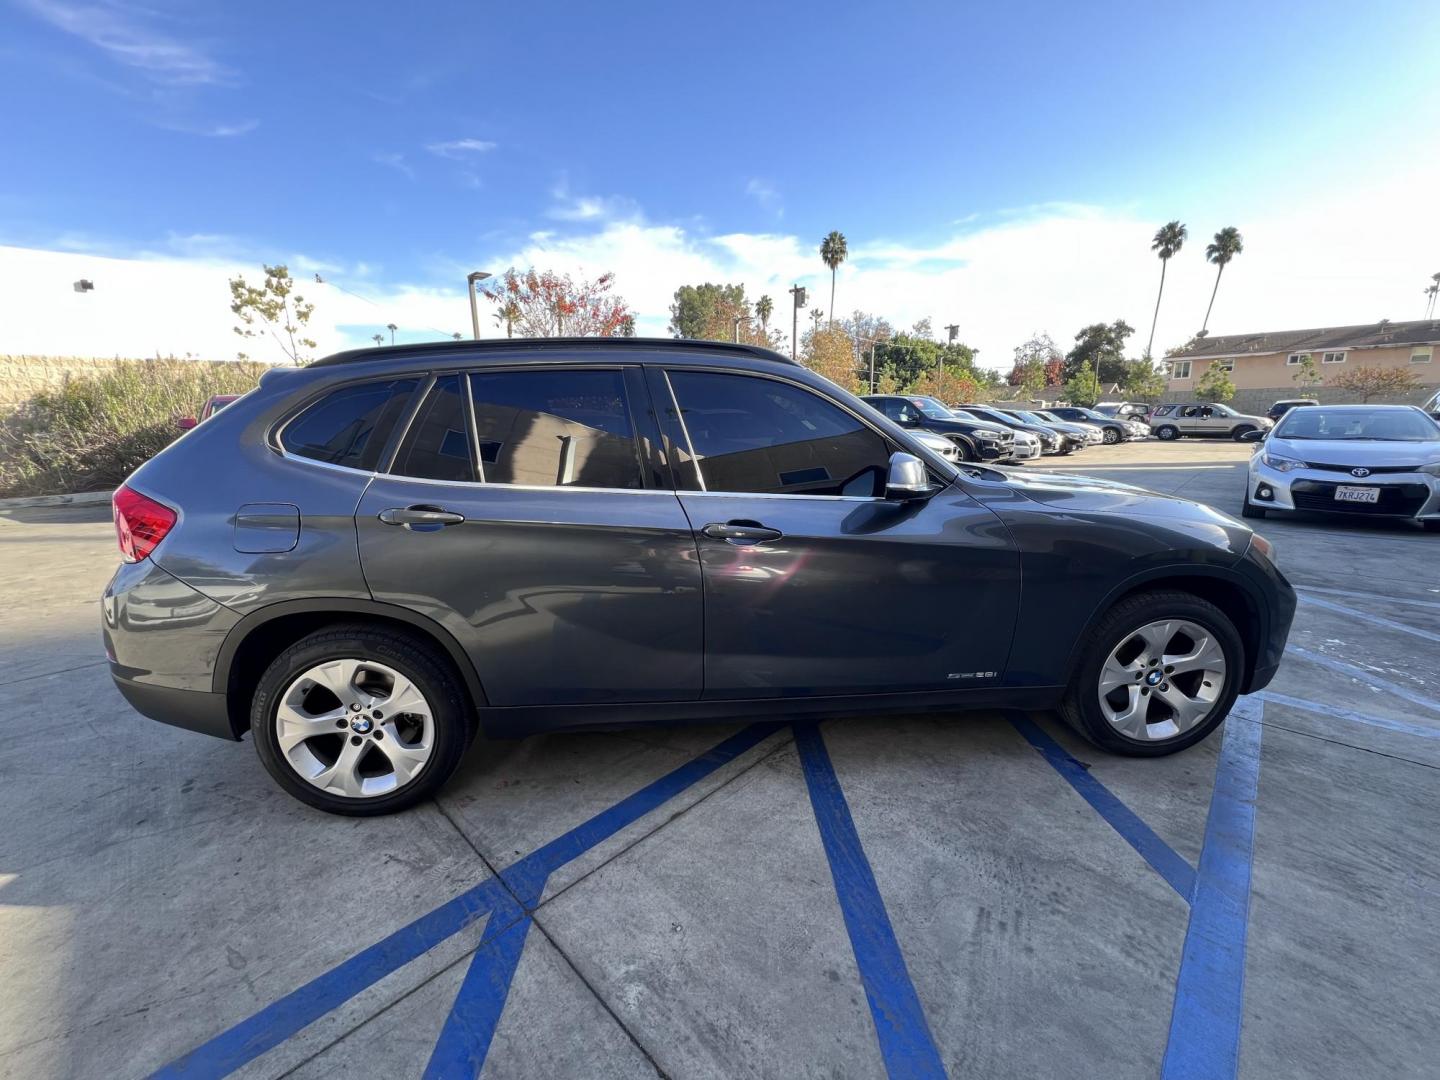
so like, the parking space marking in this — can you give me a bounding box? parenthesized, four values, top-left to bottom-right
(1161, 703, 1263, 1080)
(1257, 690, 1440, 741)
(1286, 645, 1440, 714)
(1010, 714, 1196, 900)
(794, 723, 948, 1080)
(1297, 594, 1440, 645)
(152, 722, 783, 1080)
(1297, 585, 1440, 612)
(423, 916, 535, 1080)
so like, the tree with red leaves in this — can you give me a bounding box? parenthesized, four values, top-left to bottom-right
(479, 267, 633, 338)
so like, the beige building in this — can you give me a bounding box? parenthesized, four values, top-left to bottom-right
(1164, 319, 1440, 392)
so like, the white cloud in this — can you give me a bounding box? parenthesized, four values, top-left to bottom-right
(425, 138, 497, 158)
(19, 0, 232, 86)
(5, 156, 1437, 369)
(372, 152, 415, 180)
(745, 178, 782, 217)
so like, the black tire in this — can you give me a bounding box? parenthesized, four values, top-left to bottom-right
(1231, 425, 1256, 441)
(1102, 427, 1121, 445)
(1059, 589, 1244, 757)
(949, 436, 974, 462)
(1240, 490, 1266, 519)
(1155, 424, 1179, 441)
(251, 624, 472, 816)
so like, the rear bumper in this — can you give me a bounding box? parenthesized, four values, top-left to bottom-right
(111, 671, 239, 740)
(102, 558, 242, 739)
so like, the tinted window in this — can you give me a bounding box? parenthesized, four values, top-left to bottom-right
(393, 375, 474, 482)
(469, 369, 643, 489)
(281, 378, 418, 470)
(668, 371, 890, 497)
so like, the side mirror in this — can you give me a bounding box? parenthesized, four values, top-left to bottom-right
(1240, 429, 1266, 443)
(886, 452, 936, 501)
(177, 416, 198, 431)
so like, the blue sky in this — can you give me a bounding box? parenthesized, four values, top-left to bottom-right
(3, 0, 1439, 363)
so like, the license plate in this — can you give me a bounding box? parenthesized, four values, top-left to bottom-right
(1334, 485, 1380, 503)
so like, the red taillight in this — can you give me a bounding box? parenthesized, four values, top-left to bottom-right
(113, 484, 177, 563)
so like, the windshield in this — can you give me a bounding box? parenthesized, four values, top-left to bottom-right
(1276, 407, 1440, 442)
(1015, 410, 1053, 425)
(907, 396, 957, 420)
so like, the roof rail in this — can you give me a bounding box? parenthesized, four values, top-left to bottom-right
(309, 336, 799, 368)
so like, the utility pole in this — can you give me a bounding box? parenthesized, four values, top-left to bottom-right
(945, 323, 959, 344)
(788, 284, 807, 361)
(466, 271, 493, 340)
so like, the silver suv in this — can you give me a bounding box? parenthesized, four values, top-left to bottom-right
(1148, 402, 1273, 441)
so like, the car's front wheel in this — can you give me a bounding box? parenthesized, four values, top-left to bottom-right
(1240, 488, 1266, 518)
(1102, 427, 1121, 444)
(1059, 590, 1243, 756)
(251, 625, 472, 815)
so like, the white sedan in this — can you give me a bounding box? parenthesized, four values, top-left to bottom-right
(1243, 405, 1440, 530)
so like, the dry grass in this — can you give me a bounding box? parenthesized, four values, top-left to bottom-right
(0, 358, 268, 497)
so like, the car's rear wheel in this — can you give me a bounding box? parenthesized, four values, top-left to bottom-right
(1102, 427, 1121, 444)
(1154, 424, 1178, 440)
(1232, 425, 1256, 441)
(1059, 590, 1243, 756)
(251, 625, 471, 815)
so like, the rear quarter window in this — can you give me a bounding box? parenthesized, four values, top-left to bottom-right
(280, 378, 419, 470)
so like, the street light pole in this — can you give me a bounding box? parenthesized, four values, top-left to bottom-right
(467, 271, 493, 341)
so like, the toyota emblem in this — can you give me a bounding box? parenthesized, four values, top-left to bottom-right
(1350, 467, 1371, 478)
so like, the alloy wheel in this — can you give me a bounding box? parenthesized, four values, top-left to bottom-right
(275, 658, 434, 798)
(1096, 619, 1226, 741)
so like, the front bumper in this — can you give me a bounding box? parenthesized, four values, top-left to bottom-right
(1004, 440, 1041, 462)
(1249, 461, 1440, 519)
(1236, 540, 1296, 693)
(102, 558, 243, 739)
(974, 438, 1014, 462)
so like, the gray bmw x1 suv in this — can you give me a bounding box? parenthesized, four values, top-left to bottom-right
(103, 339, 1295, 815)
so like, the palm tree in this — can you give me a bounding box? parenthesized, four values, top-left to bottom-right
(755, 294, 774, 331)
(1146, 221, 1187, 357)
(1202, 227, 1244, 333)
(371, 333, 384, 346)
(809, 308, 825, 333)
(819, 231, 848, 329)
(1426, 272, 1440, 319)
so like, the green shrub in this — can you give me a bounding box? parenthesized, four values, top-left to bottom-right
(0, 359, 268, 497)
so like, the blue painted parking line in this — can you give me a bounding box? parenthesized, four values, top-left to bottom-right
(1161, 706, 1263, 1080)
(152, 876, 519, 1080)
(1286, 645, 1440, 714)
(1297, 594, 1440, 645)
(152, 722, 782, 1079)
(794, 723, 948, 1080)
(1259, 690, 1440, 740)
(1009, 714, 1197, 901)
(424, 916, 536, 1080)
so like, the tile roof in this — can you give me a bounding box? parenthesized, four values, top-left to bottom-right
(1169, 319, 1440, 359)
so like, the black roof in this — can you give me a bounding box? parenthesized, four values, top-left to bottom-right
(310, 336, 798, 369)
(1169, 319, 1440, 360)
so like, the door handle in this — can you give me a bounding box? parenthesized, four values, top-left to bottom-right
(378, 505, 466, 529)
(701, 521, 783, 544)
